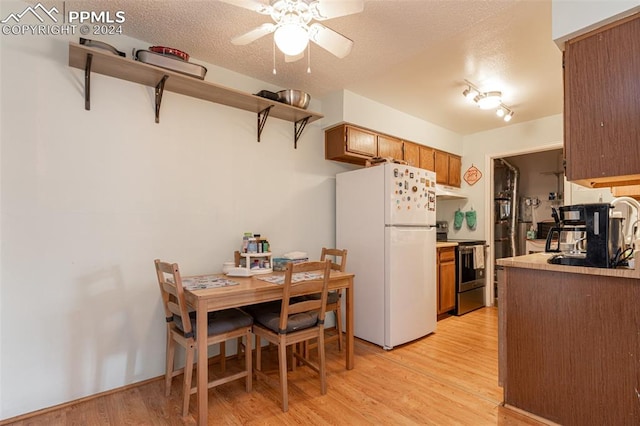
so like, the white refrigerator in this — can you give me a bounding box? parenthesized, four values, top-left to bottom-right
(336, 163, 437, 349)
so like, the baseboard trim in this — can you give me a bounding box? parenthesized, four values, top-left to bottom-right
(502, 403, 561, 426)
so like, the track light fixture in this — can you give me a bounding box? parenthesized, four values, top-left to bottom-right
(462, 81, 514, 123)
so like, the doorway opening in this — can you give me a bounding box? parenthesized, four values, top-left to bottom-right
(485, 145, 564, 305)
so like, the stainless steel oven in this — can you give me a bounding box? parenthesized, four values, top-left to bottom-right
(450, 240, 486, 315)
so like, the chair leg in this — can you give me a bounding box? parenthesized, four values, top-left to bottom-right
(182, 344, 195, 417)
(220, 341, 226, 372)
(237, 336, 244, 360)
(244, 332, 252, 392)
(335, 305, 343, 352)
(165, 333, 175, 397)
(318, 332, 327, 395)
(278, 339, 289, 412)
(255, 336, 262, 374)
(289, 345, 296, 372)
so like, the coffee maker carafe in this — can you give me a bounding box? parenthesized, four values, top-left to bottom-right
(547, 203, 621, 268)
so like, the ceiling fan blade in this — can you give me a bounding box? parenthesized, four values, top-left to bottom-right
(218, 0, 272, 14)
(285, 52, 305, 62)
(308, 23, 353, 58)
(309, 0, 364, 20)
(231, 23, 276, 45)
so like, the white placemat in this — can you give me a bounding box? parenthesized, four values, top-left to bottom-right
(182, 276, 239, 290)
(256, 272, 323, 285)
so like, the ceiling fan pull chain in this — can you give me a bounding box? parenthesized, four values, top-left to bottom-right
(307, 43, 311, 74)
(272, 39, 277, 75)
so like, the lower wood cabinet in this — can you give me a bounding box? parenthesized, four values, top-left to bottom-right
(437, 246, 456, 315)
(500, 266, 640, 424)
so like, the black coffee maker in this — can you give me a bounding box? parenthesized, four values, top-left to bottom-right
(547, 203, 620, 268)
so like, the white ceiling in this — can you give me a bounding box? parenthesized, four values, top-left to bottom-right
(70, 0, 564, 135)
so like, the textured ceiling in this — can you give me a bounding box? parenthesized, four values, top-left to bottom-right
(67, 0, 563, 135)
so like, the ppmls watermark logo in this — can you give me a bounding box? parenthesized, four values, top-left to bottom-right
(2, 2, 126, 36)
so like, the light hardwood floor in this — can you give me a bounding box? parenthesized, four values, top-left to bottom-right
(2, 307, 544, 425)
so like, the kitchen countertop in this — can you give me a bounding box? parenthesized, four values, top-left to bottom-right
(497, 252, 640, 279)
(436, 242, 458, 248)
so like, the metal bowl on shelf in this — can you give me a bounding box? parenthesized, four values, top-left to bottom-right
(276, 89, 310, 109)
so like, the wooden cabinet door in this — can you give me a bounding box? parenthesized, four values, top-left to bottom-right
(438, 247, 456, 314)
(403, 141, 420, 167)
(448, 154, 462, 187)
(346, 126, 377, 157)
(564, 14, 640, 182)
(419, 146, 435, 171)
(377, 135, 403, 160)
(434, 150, 449, 185)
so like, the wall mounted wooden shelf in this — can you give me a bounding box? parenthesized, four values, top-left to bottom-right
(68, 42, 324, 148)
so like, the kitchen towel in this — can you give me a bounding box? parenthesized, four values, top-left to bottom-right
(473, 245, 485, 270)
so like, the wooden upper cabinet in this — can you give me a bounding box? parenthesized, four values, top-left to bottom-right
(346, 126, 377, 157)
(325, 123, 462, 183)
(434, 150, 449, 185)
(433, 150, 461, 187)
(564, 13, 640, 187)
(377, 135, 403, 160)
(419, 146, 435, 171)
(325, 124, 377, 165)
(403, 141, 420, 167)
(448, 155, 462, 187)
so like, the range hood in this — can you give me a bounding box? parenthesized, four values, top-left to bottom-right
(435, 184, 467, 200)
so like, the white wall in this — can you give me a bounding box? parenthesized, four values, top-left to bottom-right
(552, 0, 640, 47)
(0, 22, 352, 421)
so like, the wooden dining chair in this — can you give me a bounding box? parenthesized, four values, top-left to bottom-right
(320, 248, 348, 350)
(154, 259, 253, 417)
(301, 248, 348, 358)
(251, 260, 332, 412)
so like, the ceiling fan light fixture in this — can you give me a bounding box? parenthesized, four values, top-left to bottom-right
(474, 91, 502, 110)
(274, 23, 309, 56)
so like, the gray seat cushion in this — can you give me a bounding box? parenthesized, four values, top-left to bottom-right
(252, 308, 319, 334)
(305, 291, 339, 304)
(174, 308, 253, 337)
(242, 301, 282, 317)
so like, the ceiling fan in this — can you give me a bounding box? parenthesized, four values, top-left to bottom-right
(221, 0, 364, 59)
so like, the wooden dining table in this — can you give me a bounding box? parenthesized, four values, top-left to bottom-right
(183, 270, 355, 425)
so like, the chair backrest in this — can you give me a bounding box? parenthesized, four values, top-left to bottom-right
(279, 260, 332, 333)
(320, 248, 348, 272)
(154, 259, 193, 338)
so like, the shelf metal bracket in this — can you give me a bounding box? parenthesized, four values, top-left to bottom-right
(294, 116, 311, 149)
(155, 75, 169, 124)
(84, 53, 93, 110)
(257, 106, 272, 142)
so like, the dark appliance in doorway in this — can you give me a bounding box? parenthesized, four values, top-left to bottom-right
(449, 239, 487, 315)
